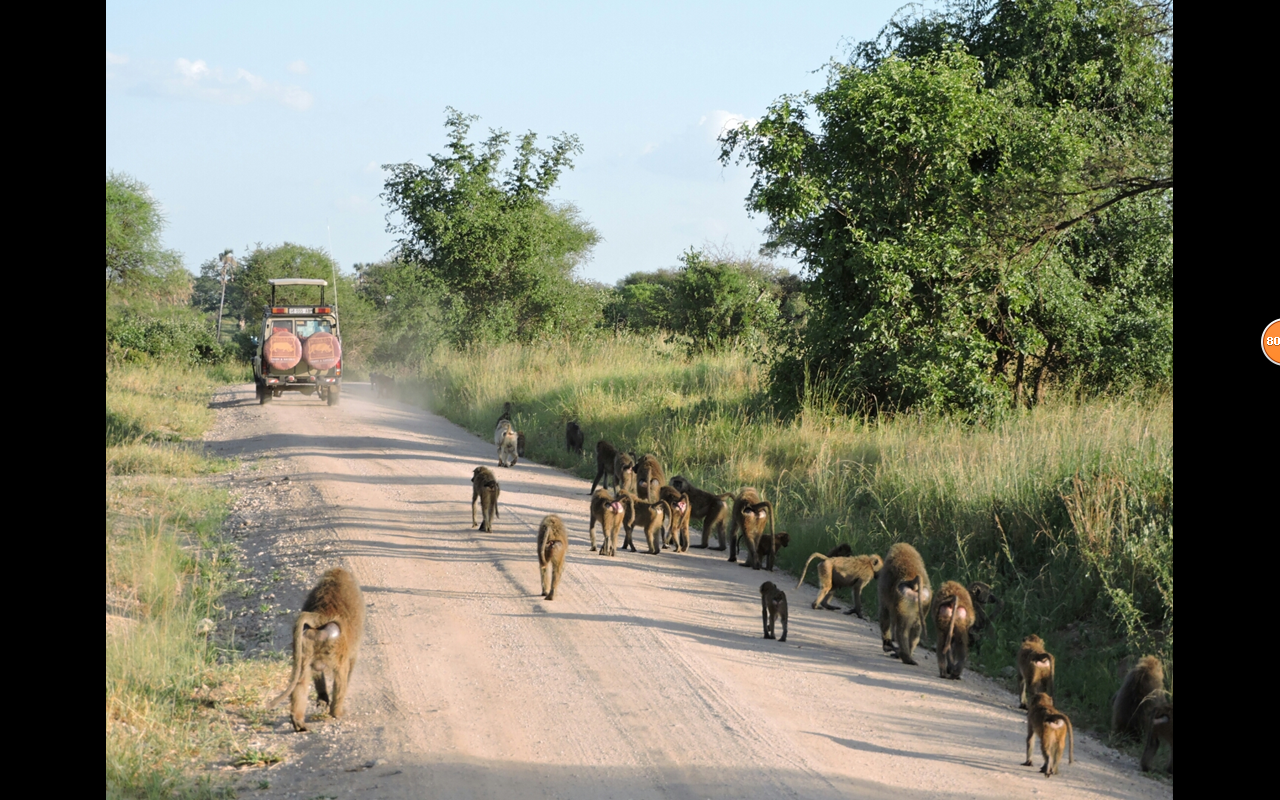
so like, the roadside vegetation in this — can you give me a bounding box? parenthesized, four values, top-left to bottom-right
(106, 175, 284, 799)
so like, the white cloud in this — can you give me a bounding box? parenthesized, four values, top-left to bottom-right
(105, 50, 129, 65)
(287, 59, 309, 75)
(638, 110, 757, 180)
(165, 58, 314, 111)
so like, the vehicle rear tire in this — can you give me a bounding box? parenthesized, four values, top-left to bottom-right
(257, 384, 270, 404)
(327, 385, 340, 406)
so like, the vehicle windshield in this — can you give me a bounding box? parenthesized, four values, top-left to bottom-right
(295, 319, 333, 338)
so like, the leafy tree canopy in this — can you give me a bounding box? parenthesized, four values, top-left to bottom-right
(382, 109, 600, 345)
(722, 0, 1173, 413)
(105, 172, 189, 306)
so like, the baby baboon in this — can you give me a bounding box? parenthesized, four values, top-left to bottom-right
(826, 542, 853, 558)
(760, 581, 788, 642)
(659, 485, 691, 552)
(878, 543, 932, 665)
(497, 401, 512, 424)
(622, 493, 670, 555)
(1023, 693, 1074, 777)
(737, 531, 790, 571)
(537, 515, 569, 601)
(591, 440, 618, 493)
(635, 454, 664, 501)
(934, 581, 975, 680)
(588, 489, 633, 555)
(727, 488, 776, 569)
(1140, 700, 1173, 773)
(470, 466, 500, 532)
(517, 431, 526, 458)
(495, 418, 514, 446)
(1111, 655, 1166, 739)
(613, 451, 638, 495)
(271, 568, 365, 732)
(967, 581, 1003, 639)
(497, 428, 519, 467)
(796, 552, 883, 618)
(565, 421, 584, 455)
(1017, 635, 1056, 708)
(669, 476, 734, 551)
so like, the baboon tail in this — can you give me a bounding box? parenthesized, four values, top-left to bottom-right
(940, 595, 958, 655)
(270, 611, 322, 707)
(1067, 718, 1075, 763)
(762, 500, 776, 537)
(796, 553, 827, 589)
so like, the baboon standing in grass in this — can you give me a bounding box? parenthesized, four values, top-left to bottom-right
(934, 581, 975, 680)
(1112, 655, 1166, 739)
(760, 581, 788, 642)
(669, 476, 734, 551)
(878, 543, 932, 665)
(537, 515, 569, 600)
(565, 421, 584, 455)
(1023, 692, 1074, 777)
(796, 552, 883, 618)
(272, 568, 365, 732)
(470, 466, 500, 532)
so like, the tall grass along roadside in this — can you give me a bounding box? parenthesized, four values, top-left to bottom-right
(387, 333, 1172, 735)
(107, 360, 282, 799)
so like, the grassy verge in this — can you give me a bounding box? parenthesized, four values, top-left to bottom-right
(107, 360, 284, 799)
(388, 333, 1173, 737)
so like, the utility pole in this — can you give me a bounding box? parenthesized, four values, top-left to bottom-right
(216, 250, 236, 343)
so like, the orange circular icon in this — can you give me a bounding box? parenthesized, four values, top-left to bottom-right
(1264, 320, 1280, 365)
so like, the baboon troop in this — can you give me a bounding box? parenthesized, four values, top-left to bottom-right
(1023, 692, 1074, 777)
(589, 488, 632, 556)
(759, 581, 788, 642)
(659, 485, 691, 552)
(797, 552, 883, 618)
(934, 581, 974, 680)
(591, 440, 618, 493)
(1111, 655, 1165, 739)
(471, 466, 500, 532)
(1016, 635, 1056, 708)
(669, 476, 733, 550)
(727, 487, 775, 569)
(635, 454, 664, 501)
(878, 543, 932, 665)
(272, 568, 365, 732)
(565, 420, 584, 455)
(537, 515, 569, 600)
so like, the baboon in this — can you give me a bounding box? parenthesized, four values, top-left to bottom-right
(517, 431, 526, 458)
(565, 421, 584, 455)
(537, 515, 569, 601)
(826, 543, 853, 558)
(736, 531, 790, 571)
(470, 466, 500, 532)
(967, 581, 1003, 642)
(369, 372, 383, 395)
(635, 454, 664, 501)
(760, 581, 788, 642)
(934, 581, 975, 680)
(271, 568, 365, 732)
(1023, 693, 1074, 777)
(878, 543, 932, 665)
(613, 451, 638, 495)
(591, 440, 618, 493)
(495, 418, 514, 446)
(1140, 700, 1173, 773)
(796, 552, 883, 617)
(621, 492, 671, 555)
(1016, 635, 1056, 708)
(371, 372, 394, 398)
(1111, 655, 1166, 739)
(669, 476, 734, 551)
(497, 401, 512, 423)
(727, 488, 776, 569)
(498, 428, 519, 468)
(589, 489, 633, 556)
(658, 485, 691, 552)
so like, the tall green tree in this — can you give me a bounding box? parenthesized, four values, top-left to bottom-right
(105, 172, 188, 305)
(381, 109, 600, 345)
(722, 0, 1173, 412)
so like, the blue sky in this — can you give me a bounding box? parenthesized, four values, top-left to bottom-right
(106, 1, 906, 284)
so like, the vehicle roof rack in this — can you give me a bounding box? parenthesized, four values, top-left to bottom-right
(268, 278, 329, 286)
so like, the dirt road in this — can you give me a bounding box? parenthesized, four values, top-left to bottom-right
(207, 383, 1171, 799)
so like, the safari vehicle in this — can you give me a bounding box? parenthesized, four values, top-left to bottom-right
(253, 278, 343, 405)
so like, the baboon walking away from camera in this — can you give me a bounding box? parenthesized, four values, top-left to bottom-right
(934, 581, 975, 680)
(1017, 635, 1056, 708)
(878, 542, 932, 665)
(760, 581, 788, 641)
(591, 440, 618, 493)
(537, 515, 569, 600)
(1112, 655, 1166, 739)
(797, 552, 883, 618)
(495, 418, 514, 446)
(471, 466, 500, 532)
(669, 476, 733, 551)
(1023, 692, 1074, 777)
(589, 489, 632, 556)
(565, 421, 584, 455)
(271, 568, 365, 732)
(727, 487, 775, 569)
